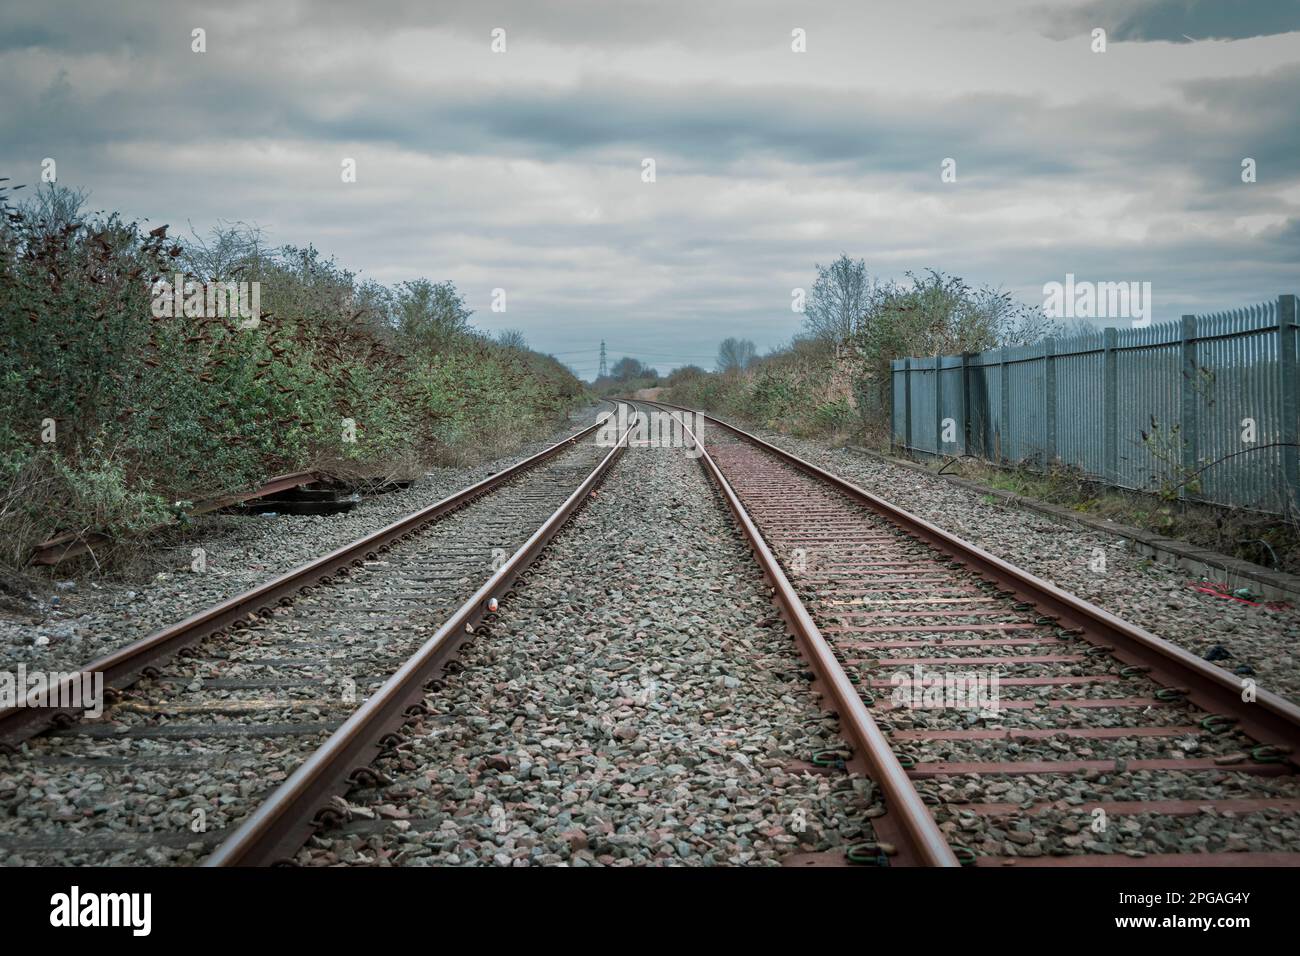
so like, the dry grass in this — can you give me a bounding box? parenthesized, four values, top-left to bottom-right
(915, 455, 1300, 575)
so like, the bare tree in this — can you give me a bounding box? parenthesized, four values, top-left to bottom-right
(803, 253, 871, 354)
(994, 298, 1065, 347)
(21, 183, 90, 239)
(496, 328, 527, 350)
(183, 220, 268, 282)
(716, 337, 757, 373)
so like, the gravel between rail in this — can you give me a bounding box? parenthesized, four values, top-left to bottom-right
(297, 440, 879, 866)
(1, 406, 606, 676)
(720, 423, 1300, 706)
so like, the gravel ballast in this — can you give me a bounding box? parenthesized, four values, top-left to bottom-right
(298, 439, 879, 866)
(0, 434, 620, 866)
(1, 406, 606, 677)
(715, 421, 1300, 706)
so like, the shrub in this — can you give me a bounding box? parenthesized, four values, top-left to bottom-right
(0, 183, 587, 568)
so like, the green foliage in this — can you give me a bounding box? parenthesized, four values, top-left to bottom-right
(590, 356, 661, 397)
(666, 341, 852, 438)
(853, 270, 1014, 417)
(671, 260, 1064, 444)
(1140, 416, 1202, 501)
(51, 451, 174, 536)
(393, 278, 472, 348)
(0, 183, 584, 565)
(746, 369, 798, 424)
(812, 397, 854, 432)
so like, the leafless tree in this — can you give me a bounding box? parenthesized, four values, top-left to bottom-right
(21, 183, 90, 239)
(803, 254, 872, 354)
(183, 220, 268, 282)
(496, 328, 527, 350)
(995, 298, 1066, 347)
(716, 337, 757, 372)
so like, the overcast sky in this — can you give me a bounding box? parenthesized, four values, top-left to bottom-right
(3, 0, 1298, 379)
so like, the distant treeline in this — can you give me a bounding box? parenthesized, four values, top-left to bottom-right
(664, 255, 1070, 439)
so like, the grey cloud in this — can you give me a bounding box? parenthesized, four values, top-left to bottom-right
(1, 0, 1297, 377)
(1038, 0, 1300, 42)
(0, 0, 860, 54)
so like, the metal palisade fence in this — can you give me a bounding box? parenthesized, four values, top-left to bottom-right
(890, 294, 1299, 516)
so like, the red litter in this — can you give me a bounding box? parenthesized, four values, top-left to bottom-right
(1187, 580, 1291, 612)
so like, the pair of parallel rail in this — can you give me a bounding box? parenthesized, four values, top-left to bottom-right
(643, 399, 1300, 867)
(3, 400, 1297, 866)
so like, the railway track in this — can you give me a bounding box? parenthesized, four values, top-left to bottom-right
(4, 396, 1297, 868)
(640, 400, 1300, 867)
(0, 409, 634, 866)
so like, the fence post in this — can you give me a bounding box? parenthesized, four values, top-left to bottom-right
(1180, 315, 1198, 498)
(1044, 338, 1057, 465)
(1103, 327, 1118, 483)
(889, 361, 896, 453)
(934, 355, 942, 455)
(960, 352, 970, 455)
(903, 358, 913, 452)
(1000, 347, 1010, 464)
(1279, 294, 1299, 516)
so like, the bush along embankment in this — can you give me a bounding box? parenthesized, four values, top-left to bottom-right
(663, 340, 862, 441)
(0, 183, 586, 570)
(663, 256, 1298, 575)
(664, 258, 1069, 445)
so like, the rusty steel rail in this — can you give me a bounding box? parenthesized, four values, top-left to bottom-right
(647, 400, 1300, 767)
(638, 402, 959, 867)
(0, 414, 612, 748)
(205, 413, 637, 865)
(643, 398, 1300, 866)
